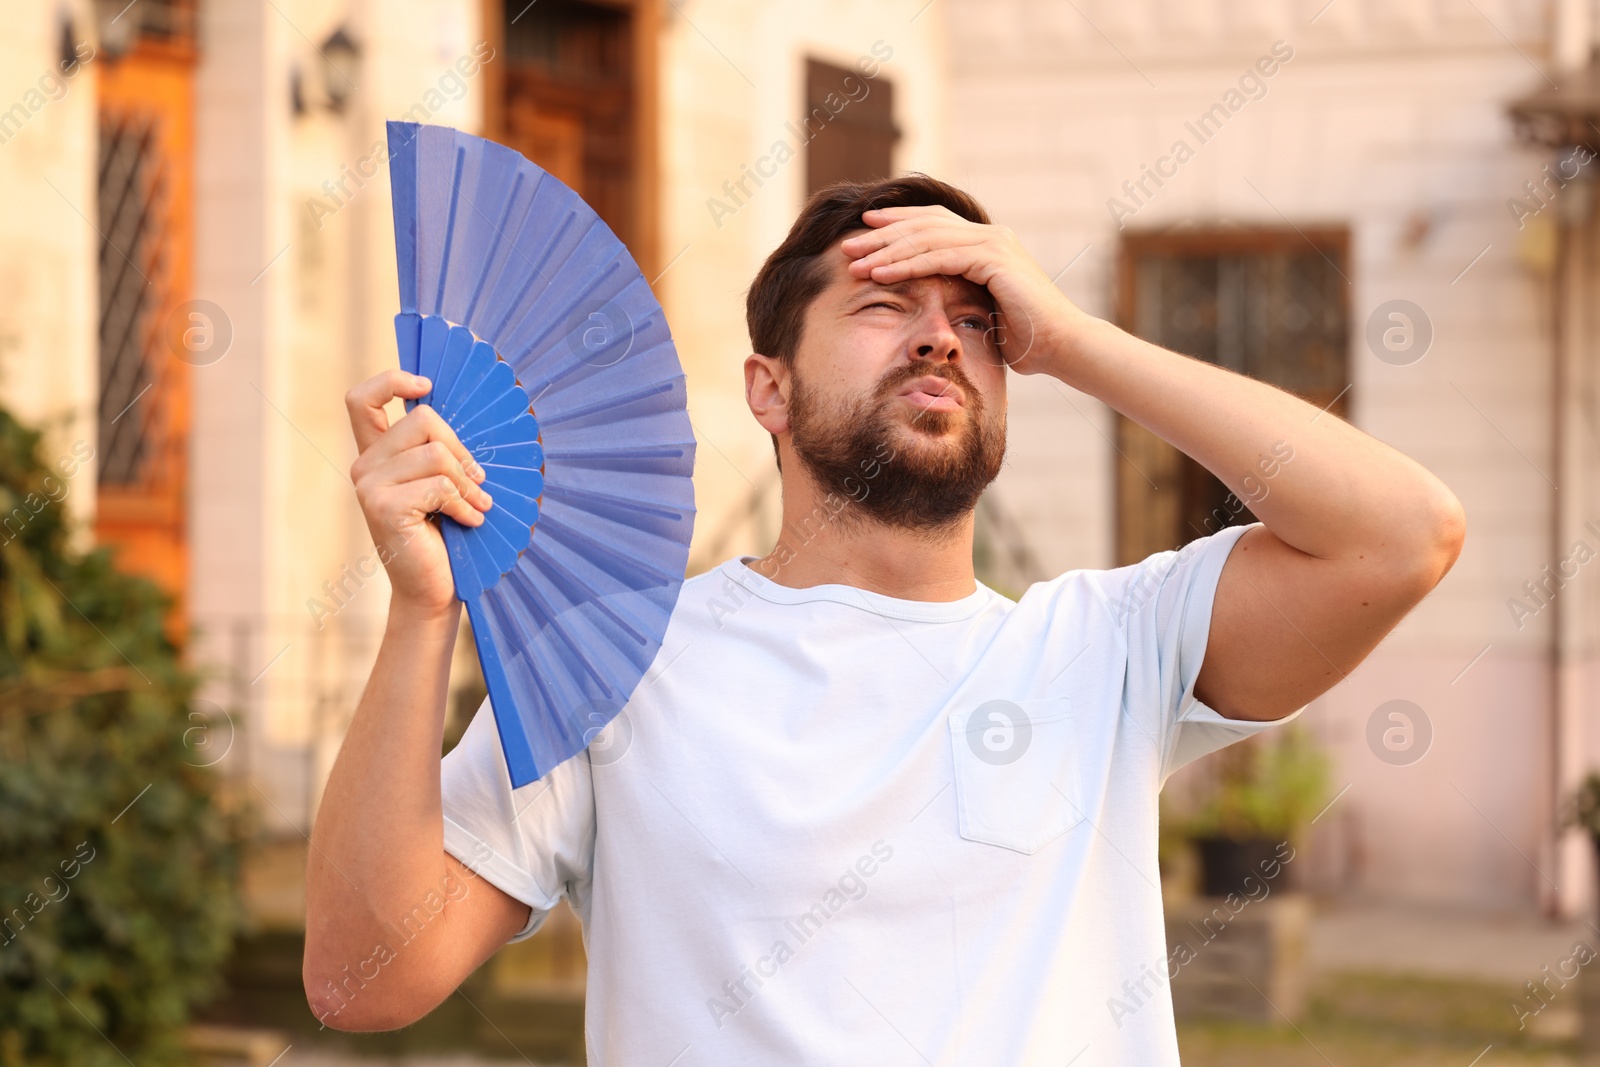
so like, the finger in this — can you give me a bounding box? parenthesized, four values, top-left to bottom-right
(861, 204, 957, 225)
(353, 403, 486, 486)
(838, 226, 901, 256)
(422, 477, 489, 528)
(375, 440, 493, 512)
(840, 215, 943, 258)
(866, 245, 981, 284)
(346, 370, 433, 454)
(846, 227, 988, 276)
(380, 479, 486, 531)
(850, 234, 986, 280)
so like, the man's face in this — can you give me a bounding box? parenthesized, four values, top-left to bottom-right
(778, 230, 1009, 531)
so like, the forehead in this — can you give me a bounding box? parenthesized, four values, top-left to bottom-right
(819, 230, 995, 310)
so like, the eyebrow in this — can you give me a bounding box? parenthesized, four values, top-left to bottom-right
(851, 278, 996, 312)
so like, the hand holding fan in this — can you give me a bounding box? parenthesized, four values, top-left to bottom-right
(387, 121, 695, 787)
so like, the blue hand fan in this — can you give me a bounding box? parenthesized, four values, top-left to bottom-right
(387, 120, 696, 787)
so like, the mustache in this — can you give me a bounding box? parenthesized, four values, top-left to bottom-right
(874, 361, 976, 404)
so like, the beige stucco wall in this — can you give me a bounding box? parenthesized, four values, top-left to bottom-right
(0, 0, 99, 533)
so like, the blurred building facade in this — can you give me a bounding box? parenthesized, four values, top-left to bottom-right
(0, 0, 947, 939)
(0, 0, 1596, 932)
(945, 0, 1600, 918)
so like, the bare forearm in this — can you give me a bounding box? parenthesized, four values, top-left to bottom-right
(303, 597, 459, 1019)
(1050, 314, 1461, 568)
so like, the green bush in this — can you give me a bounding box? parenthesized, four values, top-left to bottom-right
(0, 408, 246, 1066)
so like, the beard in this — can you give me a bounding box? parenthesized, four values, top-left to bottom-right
(787, 360, 1006, 534)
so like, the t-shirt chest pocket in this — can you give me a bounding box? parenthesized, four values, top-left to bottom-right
(947, 697, 1084, 854)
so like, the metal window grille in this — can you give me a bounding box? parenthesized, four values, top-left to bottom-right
(96, 109, 171, 487)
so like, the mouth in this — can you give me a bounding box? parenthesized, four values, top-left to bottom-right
(897, 375, 965, 414)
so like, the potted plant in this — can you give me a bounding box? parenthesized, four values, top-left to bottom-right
(1566, 774, 1600, 1053)
(1177, 725, 1330, 897)
(1568, 774, 1600, 911)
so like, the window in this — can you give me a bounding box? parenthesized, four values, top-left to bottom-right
(1114, 230, 1350, 565)
(803, 57, 897, 193)
(94, 0, 198, 628)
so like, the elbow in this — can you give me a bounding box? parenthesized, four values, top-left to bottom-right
(302, 944, 436, 1033)
(1399, 489, 1467, 595)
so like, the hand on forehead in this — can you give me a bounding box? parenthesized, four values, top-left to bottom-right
(832, 233, 997, 313)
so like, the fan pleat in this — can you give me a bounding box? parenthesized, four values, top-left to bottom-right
(503, 236, 621, 354)
(461, 412, 541, 452)
(437, 341, 497, 423)
(415, 315, 450, 394)
(479, 499, 534, 556)
(540, 488, 691, 560)
(543, 443, 696, 474)
(538, 376, 683, 430)
(543, 482, 688, 525)
(432, 147, 468, 313)
(474, 438, 545, 468)
(454, 378, 532, 441)
(518, 566, 657, 654)
(428, 323, 475, 412)
(482, 205, 580, 341)
(447, 358, 519, 433)
(535, 510, 681, 591)
(508, 548, 653, 650)
(483, 482, 540, 529)
(497, 566, 617, 699)
(461, 169, 526, 325)
(512, 282, 670, 399)
(481, 463, 544, 503)
(389, 120, 694, 787)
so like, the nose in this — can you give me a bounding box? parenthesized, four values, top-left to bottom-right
(912, 309, 961, 364)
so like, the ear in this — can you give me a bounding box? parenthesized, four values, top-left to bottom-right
(745, 352, 791, 436)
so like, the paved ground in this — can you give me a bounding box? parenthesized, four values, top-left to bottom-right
(204, 902, 1597, 1065)
(1307, 899, 1594, 984)
(287, 1057, 535, 1067)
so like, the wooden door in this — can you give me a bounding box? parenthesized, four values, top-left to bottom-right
(486, 0, 659, 274)
(94, 3, 198, 636)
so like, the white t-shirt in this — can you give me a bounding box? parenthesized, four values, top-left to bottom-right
(440, 522, 1296, 1065)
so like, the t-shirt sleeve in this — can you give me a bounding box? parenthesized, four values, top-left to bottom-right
(440, 696, 596, 943)
(1094, 522, 1303, 783)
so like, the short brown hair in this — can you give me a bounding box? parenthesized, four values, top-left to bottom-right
(745, 173, 992, 363)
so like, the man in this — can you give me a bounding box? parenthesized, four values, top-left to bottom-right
(305, 175, 1463, 1064)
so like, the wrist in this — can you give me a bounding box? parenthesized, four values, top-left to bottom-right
(387, 593, 462, 634)
(1027, 302, 1106, 382)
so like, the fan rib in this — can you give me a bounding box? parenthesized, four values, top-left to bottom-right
(465, 597, 542, 785)
(463, 170, 525, 326)
(500, 566, 616, 698)
(536, 511, 678, 590)
(433, 147, 467, 314)
(538, 378, 682, 430)
(486, 213, 578, 340)
(512, 554, 649, 650)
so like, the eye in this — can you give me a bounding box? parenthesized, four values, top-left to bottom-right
(959, 314, 991, 331)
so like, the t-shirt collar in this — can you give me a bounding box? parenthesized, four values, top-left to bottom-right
(721, 556, 997, 623)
